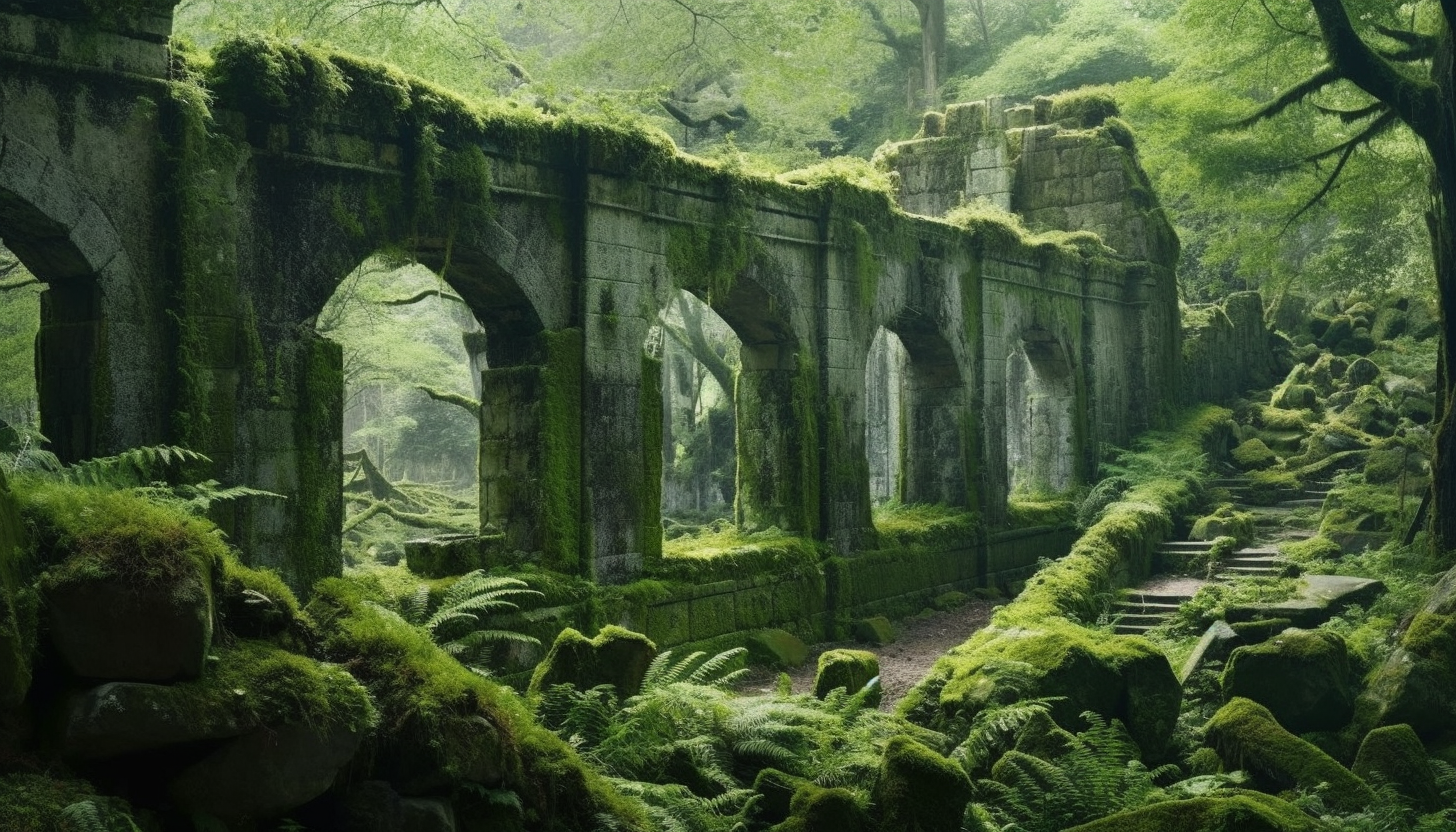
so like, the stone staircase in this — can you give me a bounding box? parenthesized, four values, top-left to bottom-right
(1108, 477, 1323, 635)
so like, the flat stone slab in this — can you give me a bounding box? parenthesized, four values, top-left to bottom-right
(1226, 575, 1385, 629)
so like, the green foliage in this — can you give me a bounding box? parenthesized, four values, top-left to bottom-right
(0, 775, 140, 832)
(389, 569, 543, 675)
(975, 712, 1183, 832)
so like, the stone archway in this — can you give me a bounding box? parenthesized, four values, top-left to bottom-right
(1005, 326, 1077, 495)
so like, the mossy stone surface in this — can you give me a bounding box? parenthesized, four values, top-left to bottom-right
(772, 783, 869, 832)
(0, 773, 140, 832)
(745, 629, 809, 668)
(1231, 439, 1278, 470)
(528, 625, 657, 698)
(751, 768, 809, 827)
(1222, 628, 1356, 733)
(851, 616, 896, 646)
(871, 735, 972, 832)
(1061, 790, 1326, 832)
(0, 469, 32, 709)
(813, 648, 879, 700)
(1204, 698, 1374, 812)
(1352, 723, 1442, 813)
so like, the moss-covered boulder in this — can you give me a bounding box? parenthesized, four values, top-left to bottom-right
(1221, 628, 1356, 733)
(0, 469, 32, 709)
(1061, 790, 1327, 832)
(1358, 565, 1456, 741)
(1346, 356, 1381, 387)
(918, 621, 1180, 758)
(1203, 698, 1375, 812)
(870, 736, 972, 832)
(1231, 439, 1278, 470)
(751, 768, 810, 827)
(1244, 469, 1302, 506)
(1012, 709, 1078, 762)
(1271, 383, 1318, 411)
(746, 629, 809, 668)
(1351, 724, 1442, 813)
(528, 625, 657, 698)
(308, 580, 650, 829)
(0, 773, 140, 832)
(1191, 507, 1255, 545)
(771, 782, 869, 832)
(851, 616, 896, 646)
(23, 484, 223, 682)
(813, 649, 879, 701)
(934, 590, 971, 611)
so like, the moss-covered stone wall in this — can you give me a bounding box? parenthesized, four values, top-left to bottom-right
(0, 18, 1181, 591)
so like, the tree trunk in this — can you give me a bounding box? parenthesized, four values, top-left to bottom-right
(1426, 28, 1456, 558)
(908, 0, 945, 108)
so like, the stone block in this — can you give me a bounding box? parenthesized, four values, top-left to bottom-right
(851, 616, 896, 646)
(745, 629, 809, 668)
(169, 722, 364, 822)
(61, 681, 255, 761)
(690, 591, 737, 641)
(944, 101, 986, 136)
(48, 580, 213, 682)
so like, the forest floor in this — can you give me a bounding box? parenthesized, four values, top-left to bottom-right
(734, 597, 999, 710)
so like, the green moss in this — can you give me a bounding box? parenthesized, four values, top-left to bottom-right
(1005, 496, 1077, 529)
(640, 353, 663, 567)
(1352, 723, 1442, 813)
(1220, 629, 1355, 734)
(528, 625, 658, 698)
(1279, 536, 1342, 564)
(814, 648, 880, 700)
(541, 329, 585, 574)
(1228, 618, 1292, 644)
(1061, 790, 1326, 832)
(1203, 697, 1375, 812)
(657, 526, 823, 583)
(218, 554, 310, 644)
(307, 579, 650, 830)
(0, 470, 34, 709)
(1046, 88, 1121, 128)
(870, 735, 972, 832)
(185, 638, 375, 733)
(1244, 470, 1302, 506)
(773, 782, 869, 832)
(746, 629, 810, 668)
(20, 482, 223, 611)
(1231, 439, 1278, 470)
(0, 774, 140, 832)
(1253, 403, 1312, 431)
(873, 503, 983, 546)
(851, 616, 896, 646)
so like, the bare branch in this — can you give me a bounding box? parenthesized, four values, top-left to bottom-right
(1313, 101, 1387, 123)
(1257, 0, 1316, 38)
(1298, 108, 1399, 165)
(382, 288, 465, 306)
(1279, 110, 1398, 232)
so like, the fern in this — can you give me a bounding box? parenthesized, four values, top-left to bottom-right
(643, 648, 748, 691)
(395, 570, 543, 675)
(954, 697, 1058, 775)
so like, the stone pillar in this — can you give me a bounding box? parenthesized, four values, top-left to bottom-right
(904, 378, 968, 506)
(479, 329, 584, 573)
(735, 343, 819, 537)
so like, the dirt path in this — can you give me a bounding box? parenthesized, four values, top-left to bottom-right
(735, 598, 999, 710)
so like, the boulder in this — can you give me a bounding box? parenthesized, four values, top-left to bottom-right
(931, 623, 1181, 758)
(774, 783, 869, 832)
(47, 580, 212, 682)
(746, 629, 809, 668)
(1231, 439, 1278, 470)
(1358, 564, 1456, 740)
(1178, 620, 1241, 683)
(813, 649, 879, 702)
(1221, 628, 1356, 733)
(751, 768, 808, 828)
(1225, 575, 1384, 629)
(1346, 356, 1381, 387)
(0, 469, 30, 709)
(851, 616, 896, 646)
(870, 736, 971, 832)
(1352, 724, 1442, 813)
(170, 722, 364, 822)
(933, 590, 970, 611)
(1270, 383, 1317, 411)
(1203, 698, 1374, 812)
(336, 781, 403, 832)
(60, 681, 254, 761)
(1061, 791, 1331, 832)
(528, 625, 657, 698)
(401, 798, 457, 832)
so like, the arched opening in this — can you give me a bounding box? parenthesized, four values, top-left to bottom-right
(865, 327, 908, 505)
(317, 258, 485, 566)
(649, 290, 740, 533)
(865, 320, 969, 509)
(1005, 327, 1077, 496)
(0, 243, 41, 449)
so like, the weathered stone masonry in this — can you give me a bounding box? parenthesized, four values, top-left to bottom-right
(0, 3, 1180, 594)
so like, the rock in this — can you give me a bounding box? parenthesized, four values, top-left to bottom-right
(851, 616, 896, 646)
(1270, 383, 1317, 411)
(870, 736, 971, 832)
(1357, 565, 1456, 740)
(750, 768, 807, 827)
(1221, 629, 1356, 733)
(1231, 439, 1278, 470)
(1225, 575, 1384, 629)
(933, 591, 970, 611)
(60, 681, 254, 761)
(813, 649, 879, 702)
(1345, 358, 1380, 387)
(745, 629, 809, 668)
(1352, 724, 1442, 813)
(0, 469, 30, 710)
(1178, 621, 1241, 683)
(1012, 710, 1078, 762)
(780, 783, 869, 832)
(933, 623, 1181, 759)
(528, 625, 657, 698)
(401, 798, 457, 832)
(1060, 791, 1331, 832)
(337, 781, 403, 832)
(1319, 314, 1355, 351)
(1203, 698, 1374, 813)
(170, 722, 363, 822)
(47, 580, 212, 682)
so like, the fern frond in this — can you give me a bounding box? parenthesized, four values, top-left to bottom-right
(686, 647, 748, 687)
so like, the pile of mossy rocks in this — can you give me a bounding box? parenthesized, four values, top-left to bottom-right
(0, 475, 646, 831)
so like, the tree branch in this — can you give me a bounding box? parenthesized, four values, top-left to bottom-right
(1313, 101, 1388, 122)
(417, 385, 481, 418)
(0, 277, 39, 292)
(1232, 65, 1340, 127)
(382, 288, 465, 306)
(1308, 0, 1442, 139)
(1279, 110, 1398, 231)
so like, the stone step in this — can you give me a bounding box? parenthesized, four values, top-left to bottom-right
(1234, 547, 1282, 557)
(1219, 566, 1284, 576)
(1277, 498, 1326, 509)
(1113, 623, 1160, 635)
(1117, 592, 1192, 606)
(1209, 478, 1251, 487)
(1111, 612, 1170, 626)
(1158, 540, 1215, 551)
(1112, 601, 1185, 615)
